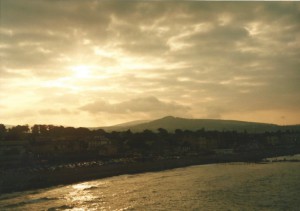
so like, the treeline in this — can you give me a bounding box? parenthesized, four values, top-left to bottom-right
(1, 124, 299, 152)
(0, 124, 93, 141)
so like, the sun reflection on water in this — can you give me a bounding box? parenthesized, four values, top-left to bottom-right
(63, 182, 102, 210)
(72, 183, 93, 190)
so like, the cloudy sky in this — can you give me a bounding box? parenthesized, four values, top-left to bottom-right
(1, 1, 300, 127)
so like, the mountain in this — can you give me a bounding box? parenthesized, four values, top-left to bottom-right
(89, 119, 149, 131)
(112, 119, 150, 128)
(98, 116, 300, 133)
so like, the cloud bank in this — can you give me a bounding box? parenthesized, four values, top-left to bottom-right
(1, 1, 299, 126)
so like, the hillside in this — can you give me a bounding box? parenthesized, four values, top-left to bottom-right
(99, 116, 300, 133)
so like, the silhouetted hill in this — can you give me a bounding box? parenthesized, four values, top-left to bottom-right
(98, 116, 300, 133)
(89, 119, 149, 131)
(112, 119, 150, 128)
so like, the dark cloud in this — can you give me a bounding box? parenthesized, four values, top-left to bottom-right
(80, 96, 190, 114)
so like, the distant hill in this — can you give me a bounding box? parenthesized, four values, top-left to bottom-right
(97, 116, 300, 133)
(89, 119, 150, 131)
(112, 119, 150, 128)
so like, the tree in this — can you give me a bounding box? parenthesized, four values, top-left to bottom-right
(76, 127, 90, 136)
(157, 128, 168, 136)
(142, 129, 155, 140)
(6, 125, 29, 140)
(39, 125, 48, 135)
(94, 128, 106, 135)
(0, 124, 6, 140)
(31, 125, 40, 136)
(175, 129, 183, 136)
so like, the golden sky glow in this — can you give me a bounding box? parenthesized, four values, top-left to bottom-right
(0, 1, 300, 127)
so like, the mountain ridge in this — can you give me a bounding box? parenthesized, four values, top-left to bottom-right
(95, 116, 300, 133)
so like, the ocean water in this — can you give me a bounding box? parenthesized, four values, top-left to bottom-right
(0, 161, 299, 211)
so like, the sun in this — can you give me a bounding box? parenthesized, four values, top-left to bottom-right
(70, 65, 91, 78)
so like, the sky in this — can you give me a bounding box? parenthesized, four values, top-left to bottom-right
(0, 0, 300, 127)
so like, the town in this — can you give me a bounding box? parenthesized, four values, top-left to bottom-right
(1, 124, 299, 169)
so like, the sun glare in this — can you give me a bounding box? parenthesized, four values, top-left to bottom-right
(71, 65, 91, 78)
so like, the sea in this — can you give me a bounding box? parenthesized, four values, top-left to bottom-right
(0, 156, 299, 211)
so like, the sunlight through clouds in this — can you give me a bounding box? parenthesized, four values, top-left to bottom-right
(70, 65, 92, 78)
(1, 1, 299, 126)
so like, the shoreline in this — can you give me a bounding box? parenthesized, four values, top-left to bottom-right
(0, 151, 299, 195)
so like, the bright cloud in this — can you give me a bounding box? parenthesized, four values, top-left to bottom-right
(1, 1, 300, 126)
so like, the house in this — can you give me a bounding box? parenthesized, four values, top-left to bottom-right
(0, 141, 29, 156)
(0, 141, 29, 166)
(214, 148, 234, 155)
(87, 136, 111, 150)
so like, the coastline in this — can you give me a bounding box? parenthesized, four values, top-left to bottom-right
(1, 151, 299, 195)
